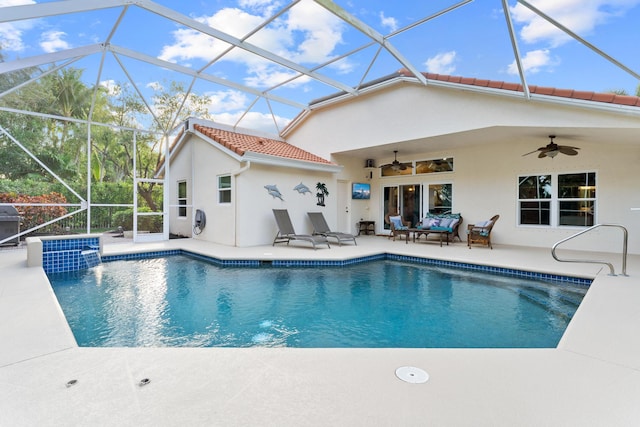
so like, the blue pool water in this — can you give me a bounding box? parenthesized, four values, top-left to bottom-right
(47, 255, 588, 348)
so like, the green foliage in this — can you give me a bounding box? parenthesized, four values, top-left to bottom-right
(0, 178, 65, 196)
(112, 207, 162, 233)
(0, 55, 218, 230)
(91, 181, 133, 204)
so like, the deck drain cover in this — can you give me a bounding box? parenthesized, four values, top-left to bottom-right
(395, 366, 429, 384)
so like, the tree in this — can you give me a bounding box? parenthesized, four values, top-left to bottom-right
(134, 80, 214, 211)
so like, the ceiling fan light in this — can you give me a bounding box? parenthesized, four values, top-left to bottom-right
(547, 150, 559, 158)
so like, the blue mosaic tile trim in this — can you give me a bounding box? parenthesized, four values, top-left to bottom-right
(41, 237, 102, 273)
(182, 251, 261, 267)
(42, 237, 100, 252)
(43, 249, 89, 273)
(385, 254, 592, 286)
(102, 250, 261, 267)
(271, 254, 385, 267)
(102, 249, 182, 262)
(97, 249, 590, 286)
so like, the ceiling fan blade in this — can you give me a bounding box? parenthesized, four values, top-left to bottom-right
(537, 151, 548, 158)
(379, 163, 392, 168)
(522, 147, 545, 156)
(558, 146, 580, 155)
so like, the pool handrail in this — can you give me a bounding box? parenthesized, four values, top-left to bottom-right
(551, 223, 628, 276)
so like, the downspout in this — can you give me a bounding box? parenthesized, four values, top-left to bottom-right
(233, 161, 251, 247)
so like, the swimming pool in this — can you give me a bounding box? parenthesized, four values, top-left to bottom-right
(47, 254, 588, 348)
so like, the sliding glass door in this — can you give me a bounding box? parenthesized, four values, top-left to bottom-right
(383, 183, 452, 229)
(383, 184, 421, 228)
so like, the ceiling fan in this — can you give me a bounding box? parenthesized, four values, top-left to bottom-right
(380, 150, 413, 171)
(523, 135, 580, 158)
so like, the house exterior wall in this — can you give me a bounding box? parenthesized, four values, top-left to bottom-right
(287, 83, 640, 254)
(235, 163, 336, 247)
(168, 139, 194, 238)
(168, 136, 239, 245)
(169, 135, 338, 247)
(288, 84, 639, 159)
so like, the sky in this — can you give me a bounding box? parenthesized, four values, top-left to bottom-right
(1, 0, 639, 133)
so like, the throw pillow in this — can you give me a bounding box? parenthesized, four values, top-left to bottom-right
(389, 215, 403, 229)
(427, 218, 440, 227)
(439, 218, 454, 228)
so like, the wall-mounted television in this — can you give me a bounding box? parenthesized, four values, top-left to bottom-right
(352, 182, 371, 199)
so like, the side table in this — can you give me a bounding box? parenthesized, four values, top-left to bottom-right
(357, 220, 375, 236)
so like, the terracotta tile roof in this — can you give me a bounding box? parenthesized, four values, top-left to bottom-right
(397, 68, 640, 107)
(193, 124, 333, 165)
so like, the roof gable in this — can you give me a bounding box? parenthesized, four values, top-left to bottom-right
(283, 69, 640, 136)
(193, 124, 334, 165)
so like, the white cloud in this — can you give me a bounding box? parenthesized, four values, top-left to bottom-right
(424, 51, 457, 74)
(214, 110, 290, 134)
(510, 0, 640, 47)
(507, 49, 556, 75)
(238, 0, 284, 16)
(244, 65, 311, 89)
(283, 0, 345, 64)
(40, 30, 70, 53)
(147, 81, 164, 91)
(204, 90, 250, 114)
(0, 0, 36, 51)
(158, 0, 348, 90)
(99, 80, 121, 96)
(379, 12, 398, 33)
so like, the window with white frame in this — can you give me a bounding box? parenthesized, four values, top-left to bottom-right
(558, 172, 596, 226)
(177, 180, 187, 217)
(416, 157, 454, 174)
(518, 175, 551, 225)
(427, 183, 453, 215)
(518, 172, 596, 227)
(218, 175, 231, 204)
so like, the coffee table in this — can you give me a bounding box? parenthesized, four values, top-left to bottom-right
(410, 228, 451, 247)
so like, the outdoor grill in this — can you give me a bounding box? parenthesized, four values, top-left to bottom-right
(0, 205, 21, 246)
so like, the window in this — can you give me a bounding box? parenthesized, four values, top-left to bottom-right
(518, 172, 596, 227)
(380, 164, 413, 177)
(177, 180, 187, 217)
(380, 157, 455, 177)
(218, 175, 231, 204)
(558, 172, 596, 227)
(416, 157, 454, 174)
(518, 175, 551, 225)
(427, 183, 452, 214)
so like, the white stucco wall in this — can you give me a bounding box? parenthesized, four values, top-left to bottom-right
(167, 139, 194, 238)
(288, 83, 639, 159)
(168, 136, 240, 245)
(287, 82, 640, 254)
(169, 134, 338, 247)
(235, 164, 336, 247)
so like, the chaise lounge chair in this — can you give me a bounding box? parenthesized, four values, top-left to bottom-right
(272, 209, 330, 250)
(307, 212, 357, 246)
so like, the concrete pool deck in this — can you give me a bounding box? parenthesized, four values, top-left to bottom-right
(1, 235, 639, 426)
